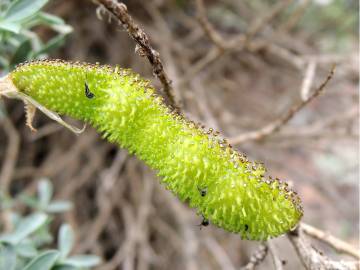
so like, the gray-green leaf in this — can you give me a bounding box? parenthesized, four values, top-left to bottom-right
(0, 244, 16, 270)
(58, 224, 74, 259)
(0, 213, 47, 245)
(37, 12, 65, 26)
(52, 265, 77, 270)
(62, 255, 101, 268)
(38, 178, 53, 208)
(46, 201, 73, 213)
(15, 239, 38, 258)
(32, 34, 67, 58)
(3, 0, 49, 23)
(23, 250, 59, 270)
(10, 38, 31, 66)
(0, 21, 21, 33)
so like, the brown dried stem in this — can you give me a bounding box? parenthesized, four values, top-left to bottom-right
(287, 227, 359, 270)
(240, 244, 268, 270)
(229, 64, 336, 145)
(179, 0, 303, 88)
(267, 241, 284, 270)
(278, 0, 311, 33)
(195, 0, 226, 50)
(95, 0, 180, 110)
(301, 223, 360, 260)
(0, 116, 20, 195)
(244, 0, 293, 43)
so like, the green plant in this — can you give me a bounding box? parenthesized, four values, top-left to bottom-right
(0, 2, 89, 269)
(1, 60, 303, 240)
(0, 179, 101, 270)
(0, 0, 72, 74)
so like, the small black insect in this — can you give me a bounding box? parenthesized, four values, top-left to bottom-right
(197, 186, 207, 197)
(201, 218, 209, 227)
(84, 76, 95, 99)
(197, 215, 209, 230)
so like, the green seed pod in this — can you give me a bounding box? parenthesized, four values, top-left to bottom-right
(6, 60, 302, 240)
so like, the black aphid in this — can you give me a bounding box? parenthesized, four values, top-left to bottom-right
(198, 186, 207, 197)
(197, 215, 209, 230)
(84, 75, 95, 99)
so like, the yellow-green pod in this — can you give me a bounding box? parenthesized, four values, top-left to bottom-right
(7, 60, 302, 240)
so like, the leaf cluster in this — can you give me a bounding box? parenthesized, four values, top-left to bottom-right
(0, 179, 101, 270)
(0, 0, 72, 73)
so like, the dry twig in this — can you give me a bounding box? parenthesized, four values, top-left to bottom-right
(244, 0, 292, 43)
(278, 0, 311, 33)
(203, 237, 236, 270)
(229, 64, 336, 145)
(287, 227, 359, 270)
(301, 223, 360, 260)
(179, 0, 304, 88)
(301, 60, 317, 100)
(95, 0, 180, 110)
(267, 241, 284, 270)
(240, 244, 268, 270)
(195, 0, 226, 50)
(0, 116, 20, 195)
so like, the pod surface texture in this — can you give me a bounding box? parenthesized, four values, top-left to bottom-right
(11, 60, 303, 240)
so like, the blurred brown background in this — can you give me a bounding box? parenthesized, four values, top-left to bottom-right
(1, 0, 358, 269)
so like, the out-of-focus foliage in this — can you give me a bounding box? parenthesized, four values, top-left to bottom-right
(206, 0, 357, 53)
(0, 3, 88, 265)
(0, 179, 101, 270)
(0, 0, 357, 268)
(297, 0, 358, 52)
(0, 0, 72, 74)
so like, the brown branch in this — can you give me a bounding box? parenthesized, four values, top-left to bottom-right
(178, 0, 303, 87)
(240, 244, 268, 270)
(203, 237, 236, 270)
(261, 106, 358, 143)
(301, 60, 317, 100)
(244, 0, 293, 43)
(0, 115, 20, 233)
(247, 40, 305, 70)
(229, 64, 336, 145)
(95, 0, 180, 110)
(267, 241, 284, 270)
(301, 223, 360, 260)
(0, 116, 20, 195)
(195, 0, 225, 50)
(177, 47, 225, 88)
(278, 0, 311, 33)
(195, 0, 292, 49)
(287, 227, 359, 270)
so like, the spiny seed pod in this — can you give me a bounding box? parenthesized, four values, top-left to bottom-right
(3, 60, 303, 240)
